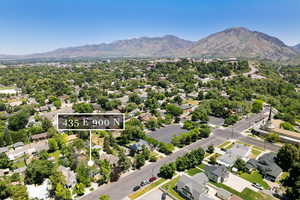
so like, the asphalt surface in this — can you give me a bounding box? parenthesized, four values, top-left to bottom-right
(149, 124, 188, 143)
(79, 108, 280, 200)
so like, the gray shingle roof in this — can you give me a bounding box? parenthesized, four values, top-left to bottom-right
(205, 165, 229, 179)
(246, 153, 282, 179)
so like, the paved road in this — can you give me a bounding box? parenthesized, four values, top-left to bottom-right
(79, 108, 280, 200)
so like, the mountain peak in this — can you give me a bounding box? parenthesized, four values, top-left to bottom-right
(188, 27, 298, 60)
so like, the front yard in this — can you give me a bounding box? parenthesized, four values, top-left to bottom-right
(240, 171, 270, 189)
(161, 176, 184, 200)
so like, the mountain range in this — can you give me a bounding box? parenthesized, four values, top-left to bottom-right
(2, 27, 300, 61)
(293, 44, 300, 53)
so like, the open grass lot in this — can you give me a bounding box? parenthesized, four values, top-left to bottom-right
(186, 168, 203, 176)
(210, 181, 274, 200)
(129, 178, 166, 200)
(161, 176, 184, 200)
(240, 171, 270, 189)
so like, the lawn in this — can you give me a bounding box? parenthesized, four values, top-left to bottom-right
(128, 178, 166, 200)
(197, 163, 206, 169)
(250, 148, 263, 158)
(240, 171, 270, 189)
(13, 158, 26, 169)
(186, 168, 202, 176)
(161, 176, 184, 200)
(49, 150, 61, 163)
(218, 141, 231, 149)
(210, 181, 274, 200)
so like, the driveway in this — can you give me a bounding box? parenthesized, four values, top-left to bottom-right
(138, 188, 171, 200)
(208, 116, 224, 126)
(223, 173, 259, 192)
(149, 125, 187, 143)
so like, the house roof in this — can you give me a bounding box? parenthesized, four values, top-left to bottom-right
(31, 132, 48, 140)
(129, 140, 149, 151)
(217, 188, 232, 199)
(246, 153, 282, 179)
(177, 173, 209, 197)
(205, 165, 229, 178)
(12, 142, 24, 148)
(218, 144, 250, 167)
(58, 166, 76, 187)
(0, 147, 9, 154)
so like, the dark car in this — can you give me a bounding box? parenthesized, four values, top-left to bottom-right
(133, 185, 141, 191)
(149, 177, 157, 182)
(161, 192, 167, 200)
(140, 180, 149, 186)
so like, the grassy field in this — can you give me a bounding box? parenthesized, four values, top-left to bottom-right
(161, 176, 184, 200)
(128, 178, 166, 199)
(240, 171, 270, 189)
(186, 168, 202, 176)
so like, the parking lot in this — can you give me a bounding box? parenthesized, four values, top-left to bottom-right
(149, 124, 187, 143)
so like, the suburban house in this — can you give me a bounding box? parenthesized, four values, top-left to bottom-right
(217, 143, 251, 167)
(175, 173, 214, 200)
(205, 165, 229, 183)
(58, 166, 77, 188)
(0, 147, 9, 154)
(245, 153, 282, 182)
(216, 188, 232, 200)
(12, 142, 24, 149)
(31, 132, 49, 141)
(129, 140, 150, 152)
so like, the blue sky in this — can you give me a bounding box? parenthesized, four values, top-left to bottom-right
(0, 0, 299, 54)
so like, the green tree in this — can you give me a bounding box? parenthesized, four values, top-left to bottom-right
(251, 100, 263, 113)
(74, 183, 85, 196)
(159, 163, 176, 179)
(55, 183, 72, 200)
(276, 144, 300, 171)
(8, 111, 29, 131)
(48, 138, 59, 152)
(73, 103, 93, 113)
(134, 154, 145, 169)
(233, 158, 247, 172)
(25, 160, 54, 184)
(166, 104, 183, 117)
(99, 194, 111, 200)
(0, 153, 12, 169)
(76, 163, 91, 186)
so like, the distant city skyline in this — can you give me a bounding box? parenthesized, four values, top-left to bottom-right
(0, 0, 299, 55)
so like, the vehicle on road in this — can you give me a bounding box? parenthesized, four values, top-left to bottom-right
(140, 180, 149, 186)
(133, 185, 141, 191)
(252, 183, 263, 190)
(149, 177, 157, 182)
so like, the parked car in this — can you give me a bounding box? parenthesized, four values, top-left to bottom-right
(252, 183, 263, 190)
(140, 180, 149, 186)
(133, 185, 141, 191)
(149, 177, 157, 182)
(161, 192, 167, 200)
